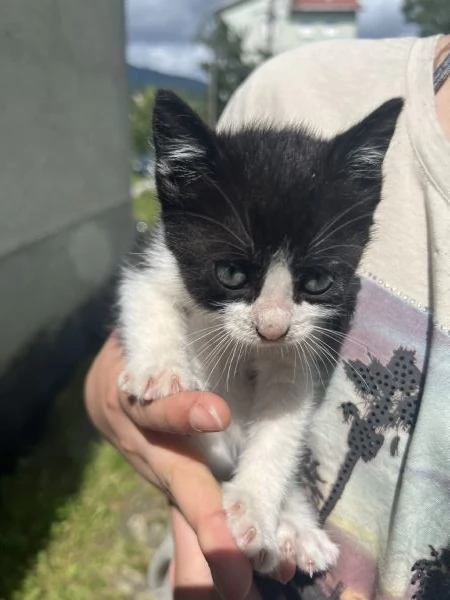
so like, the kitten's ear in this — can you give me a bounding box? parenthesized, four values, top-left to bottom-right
(152, 89, 220, 199)
(328, 98, 403, 184)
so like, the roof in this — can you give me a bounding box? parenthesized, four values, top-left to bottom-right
(216, 0, 359, 15)
(292, 0, 359, 11)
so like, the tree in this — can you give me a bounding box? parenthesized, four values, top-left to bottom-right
(198, 15, 268, 120)
(403, 0, 450, 36)
(129, 86, 208, 157)
(130, 86, 156, 157)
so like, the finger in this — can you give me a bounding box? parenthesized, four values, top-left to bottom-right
(172, 507, 216, 598)
(148, 434, 253, 599)
(274, 557, 296, 585)
(172, 509, 262, 600)
(108, 419, 254, 599)
(119, 390, 231, 434)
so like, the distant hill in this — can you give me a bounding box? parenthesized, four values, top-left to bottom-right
(128, 65, 207, 94)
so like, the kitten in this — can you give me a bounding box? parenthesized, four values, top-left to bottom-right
(118, 90, 402, 577)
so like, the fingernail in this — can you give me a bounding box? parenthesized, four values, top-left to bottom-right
(189, 403, 224, 432)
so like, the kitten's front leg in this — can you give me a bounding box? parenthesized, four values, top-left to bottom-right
(222, 367, 338, 576)
(277, 486, 339, 577)
(118, 246, 197, 401)
(222, 369, 311, 574)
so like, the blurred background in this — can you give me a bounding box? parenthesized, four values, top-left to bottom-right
(0, 1, 447, 598)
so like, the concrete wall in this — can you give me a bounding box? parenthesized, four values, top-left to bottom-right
(0, 0, 133, 369)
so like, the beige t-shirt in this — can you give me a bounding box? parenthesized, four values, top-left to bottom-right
(219, 36, 450, 600)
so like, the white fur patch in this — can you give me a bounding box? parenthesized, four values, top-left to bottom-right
(157, 138, 205, 188)
(347, 144, 384, 176)
(165, 137, 205, 164)
(251, 260, 293, 340)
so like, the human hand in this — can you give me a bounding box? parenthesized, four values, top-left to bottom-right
(84, 332, 261, 599)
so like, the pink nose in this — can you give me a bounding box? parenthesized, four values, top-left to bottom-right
(252, 304, 291, 342)
(256, 324, 289, 341)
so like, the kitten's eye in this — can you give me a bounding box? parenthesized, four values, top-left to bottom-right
(302, 270, 334, 295)
(215, 262, 248, 290)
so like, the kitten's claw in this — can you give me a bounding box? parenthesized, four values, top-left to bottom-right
(118, 368, 193, 402)
(276, 518, 338, 577)
(242, 527, 257, 547)
(222, 484, 278, 574)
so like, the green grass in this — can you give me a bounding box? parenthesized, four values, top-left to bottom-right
(0, 188, 164, 599)
(133, 189, 160, 225)
(131, 172, 144, 186)
(0, 362, 167, 600)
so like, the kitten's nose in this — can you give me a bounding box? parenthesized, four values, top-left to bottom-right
(252, 304, 291, 342)
(256, 324, 289, 341)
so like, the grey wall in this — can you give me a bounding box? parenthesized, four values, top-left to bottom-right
(0, 0, 133, 368)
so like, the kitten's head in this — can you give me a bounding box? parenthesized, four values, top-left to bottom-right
(152, 90, 402, 348)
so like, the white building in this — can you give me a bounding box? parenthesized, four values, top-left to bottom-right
(216, 0, 359, 62)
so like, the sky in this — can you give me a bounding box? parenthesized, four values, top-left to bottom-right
(125, 0, 418, 80)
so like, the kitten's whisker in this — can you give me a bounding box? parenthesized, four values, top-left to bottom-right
(202, 342, 229, 387)
(307, 198, 369, 251)
(201, 172, 254, 249)
(225, 340, 241, 392)
(308, 213, 373, 255)
(312, 243, 363, 256)
(297, 342, 313, 391)
(185, 327, 225, 348)
(201, 333, 232, 365)
(194, 334, 230, 360)
(200, 336, 232, 371)
(185, 326, 224, 343)
(313, 326, 370, 354)
(203, 336, 235, 388)
(307, 335, 334, 374)
(233, 342, 246, 380)
(212, 337, 237, 388)
(186, 324, 220, 336)
(165, 211, 247, 248)
(187, 327, 227, 347)
(292, 347, 297, 383)
(302, 338, 326, 391)
(203, 237, 249, 255)
(307, 335, 338, 375)
(311, 335, 372, 394)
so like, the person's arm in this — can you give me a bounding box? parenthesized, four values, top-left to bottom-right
(84, 332, 260, 600)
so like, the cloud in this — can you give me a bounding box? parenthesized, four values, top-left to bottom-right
(125, 0, 221, 45)
(125, 0, 419, 79)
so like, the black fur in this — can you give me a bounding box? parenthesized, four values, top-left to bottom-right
(152, 90, 402, 324)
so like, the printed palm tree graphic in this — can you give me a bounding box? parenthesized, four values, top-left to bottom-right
(410, 543, 450, 600)
(320, 347, 422, 521)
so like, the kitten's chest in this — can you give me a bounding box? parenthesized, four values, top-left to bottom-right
(196, 368, 256, 480)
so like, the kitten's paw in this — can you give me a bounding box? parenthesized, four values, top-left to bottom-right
(222, 484, 278, 574)
(118, 368, 196, 402)
(276, 518, 339, 577)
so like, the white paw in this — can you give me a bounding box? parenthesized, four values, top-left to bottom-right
(222, 484, 279, 574)
(118, 367, 196, 402)
(276, 516, 339, 577)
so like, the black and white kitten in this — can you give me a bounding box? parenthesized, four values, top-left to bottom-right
(118, 91, 402, 577)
